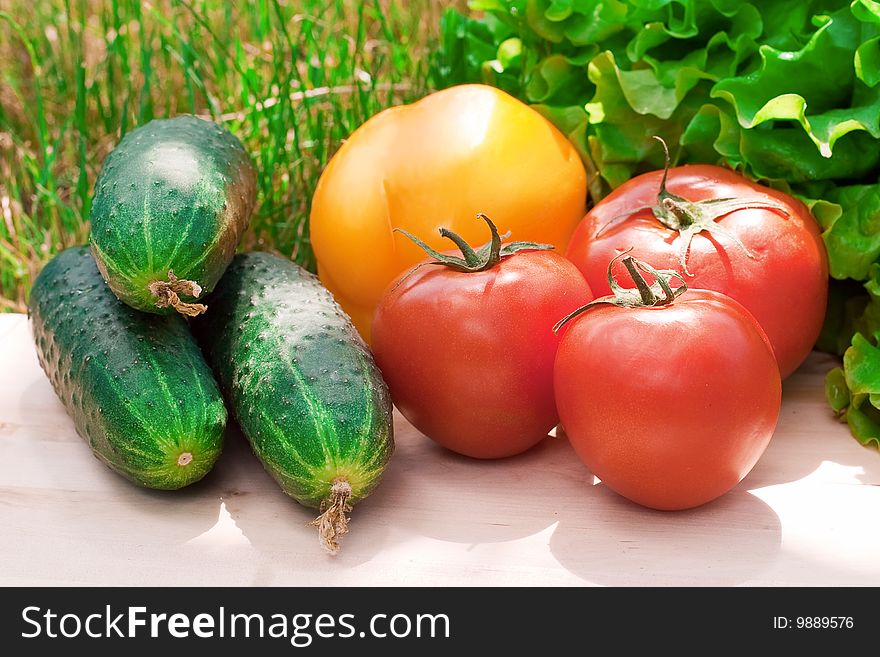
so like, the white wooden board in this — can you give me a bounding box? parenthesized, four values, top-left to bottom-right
(1, 313, 878, 586)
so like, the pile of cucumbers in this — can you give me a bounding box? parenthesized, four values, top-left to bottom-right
(28, 116, 394, 555)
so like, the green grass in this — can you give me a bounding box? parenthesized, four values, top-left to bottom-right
(0, 0, 451, 312)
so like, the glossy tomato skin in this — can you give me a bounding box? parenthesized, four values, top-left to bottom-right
(373, 251, 593, 459)
(566, 165, 828, 378)
(311, 84, 588, 343)
(554, 289, 781, 510)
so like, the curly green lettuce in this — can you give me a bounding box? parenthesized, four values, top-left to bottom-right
(432, 0, 880, 448)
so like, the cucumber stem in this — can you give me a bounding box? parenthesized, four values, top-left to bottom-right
(148, 269, 208, 317)
(311, 477, 353, 555)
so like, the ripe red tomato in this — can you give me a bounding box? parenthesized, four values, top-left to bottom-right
(565, 152, 828, 379)
(554, 255, 781, 510)
(372, 216, 593, 459)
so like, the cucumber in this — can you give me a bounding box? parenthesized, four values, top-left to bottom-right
(193, 252, 394, 554)
(89, 115, 256, 317)
(29, 247, 227, 489)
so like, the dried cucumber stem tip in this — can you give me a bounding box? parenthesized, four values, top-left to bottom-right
(148, 269, 208, 317)
(310, 478, 353, 555)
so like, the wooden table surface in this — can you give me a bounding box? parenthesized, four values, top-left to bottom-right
(1, 312, 879, 586)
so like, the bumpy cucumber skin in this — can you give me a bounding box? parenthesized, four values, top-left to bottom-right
(29, 247, 226, 489)
(89, 115, 256, 313)
(193, 252, 394, 508)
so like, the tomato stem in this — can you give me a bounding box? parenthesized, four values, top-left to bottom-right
(394, 213, 555, 275)
(596, 136, 793, 276)
(553, 251, 688, 333)
(622, 256, 657, 305)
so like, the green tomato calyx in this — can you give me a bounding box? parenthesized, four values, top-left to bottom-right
(552, 249, 688, 334)
(394, 212, 554, 274)
(597, 136, 792, 276)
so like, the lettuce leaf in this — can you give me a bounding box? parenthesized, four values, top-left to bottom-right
(712, 7, 880, 158)
(818, 182, 880, 280)
(827, 331, 880, 448)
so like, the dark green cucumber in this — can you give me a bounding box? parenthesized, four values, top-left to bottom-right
(89, 115, 256, 317)
(193, 252, 394, 553)
(29, 247, 226, 489)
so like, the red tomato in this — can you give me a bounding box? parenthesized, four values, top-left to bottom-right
(554, 258, 781, 510)
(566, 162, 828, 379)
(372, 217, 593, 459)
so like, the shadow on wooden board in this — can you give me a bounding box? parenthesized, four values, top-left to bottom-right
(385, 412, 785, 585)
(548, 486, 782, 586)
